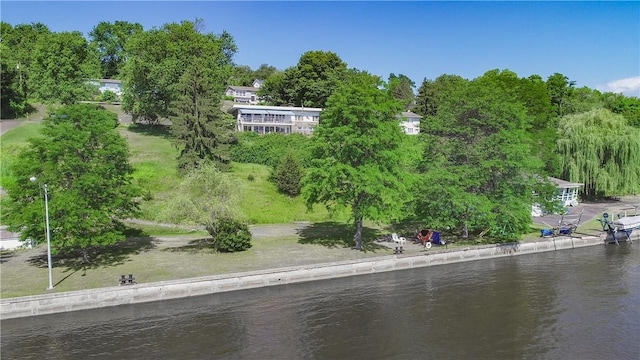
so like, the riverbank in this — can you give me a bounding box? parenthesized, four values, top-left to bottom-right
(4, 233, 635, 320)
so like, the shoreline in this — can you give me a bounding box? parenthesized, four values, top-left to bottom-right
(2, 234, 629, 320)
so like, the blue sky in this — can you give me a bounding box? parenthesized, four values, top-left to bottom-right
(2, 1, 639, 96)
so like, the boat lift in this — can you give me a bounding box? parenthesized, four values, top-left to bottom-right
(598, 209, 639, 245)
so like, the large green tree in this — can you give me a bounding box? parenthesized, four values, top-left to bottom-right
(169, 58, 237, 172)
(557, 108, 640, 198)
(0, 22, 51, 101)
(546, 73, 576, 117)
(388, 73, 415, 110)
(302, 72, 410, 250)
(3, 104, 141, 262)
(602, 92, 640, 128)
(414, 74, 468, 117)
(89, 21, 143, 79)
(29, 31, 100, 104)
(259, 51, 349, 108)
(122, 19, 236, 123)
(415, 70, 545, 241)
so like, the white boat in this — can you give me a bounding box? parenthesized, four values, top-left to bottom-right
(613, 215, 640, 230)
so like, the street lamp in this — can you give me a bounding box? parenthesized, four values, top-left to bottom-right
(30, 176, 54, 291)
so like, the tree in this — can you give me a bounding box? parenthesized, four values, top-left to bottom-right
(2, 104, 141, 262)
(89, 21, 143, 79)
(0, 22, 51, 100)
(415, 70, 544, 241)
(388, 73, 415, 110)
(602, 92, 640, 128)
(272, 151, 304, 196)
(0, 42, 28, 118)
(259, 50, 349, 108)
(546, 73, 576, 117)
(557, 108, 640, 198)
(169, 58, 237, 172)
(155, 164, 251, 252)
(253, 64, 278, 82)
(230, 65, 255, 86)
(122, 19, 236, 123)
(29, 31, 101, 104)
(414, 74, 468, 117)
(302, 72, 409, 250)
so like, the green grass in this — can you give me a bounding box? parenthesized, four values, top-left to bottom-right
(230, 162, 349, 224)
(0, 226, 390, 298)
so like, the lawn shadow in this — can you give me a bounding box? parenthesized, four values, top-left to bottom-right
(1, 250, 16, 264)
(296, 221, 388, 252)
(27, 236, 159, 274)
(26, 225, 158, 276)
(161, 237, 215, 253)
(126, 123, 173, 139)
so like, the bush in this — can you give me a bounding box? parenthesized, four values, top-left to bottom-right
(230, 132, 312, 167)
(206, 216, 252, 252)
(271, 152, 303, 196)
(100, 90, 117, 103)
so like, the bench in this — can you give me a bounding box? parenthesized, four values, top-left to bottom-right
(119, 274, 136, 286)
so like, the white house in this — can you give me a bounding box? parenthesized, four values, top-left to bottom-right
(228, 104, 322, 135)
(225, 79, 263, 104)
(531, 177, 584, 217)
(549, 177, 583, 207)
(398, 111, 421, 135)
(229, 104, 422, 136)
(88, 79, 123, 96)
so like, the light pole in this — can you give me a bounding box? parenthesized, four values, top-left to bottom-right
(30, 176, 54, 291)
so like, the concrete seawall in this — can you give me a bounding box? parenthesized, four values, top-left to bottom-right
(0, 235, 608, 319)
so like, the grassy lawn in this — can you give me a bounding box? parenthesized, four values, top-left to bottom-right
(0, 222, 391, 298)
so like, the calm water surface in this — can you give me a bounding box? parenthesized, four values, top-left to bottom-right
(2, 243, 639, 359)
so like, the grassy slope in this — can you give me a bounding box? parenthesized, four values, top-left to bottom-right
(1, 121, 348, 225)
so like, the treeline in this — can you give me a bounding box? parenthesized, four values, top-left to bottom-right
(2, 19, 640, 245)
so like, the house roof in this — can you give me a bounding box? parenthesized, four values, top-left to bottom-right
(399, 111, 421, 119)
(227, 86, 259, 92)
(99, 79, 122, 84)
(228, 104, 323, 114)
(549, 177, 583, 188)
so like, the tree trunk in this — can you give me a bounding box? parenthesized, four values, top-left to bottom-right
(82, 248, 89, 264)
(354, 217, 363, 250)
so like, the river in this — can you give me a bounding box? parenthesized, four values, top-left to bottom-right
(2, 243, 638, 359)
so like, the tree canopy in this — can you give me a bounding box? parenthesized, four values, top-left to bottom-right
(2, 104, 141, 262)
(414, 70, 546, 240)
(122, 19, 236, 123)
(29, 31, 100, 104)
(169, 57, 237, 172)
(259, 50, 349, 108)
(302, 72, 410, 250)
(89, 20, 143, 79)
(557, 108, 640, 198)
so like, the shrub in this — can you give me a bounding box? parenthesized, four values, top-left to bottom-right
(206, 216, 252, 252)
(230, 132, 312, 167)
(100, 90, 117, 103)
(271, 152, 303, 196)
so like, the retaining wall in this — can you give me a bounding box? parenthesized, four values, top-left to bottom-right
(0, 235, 609, 319)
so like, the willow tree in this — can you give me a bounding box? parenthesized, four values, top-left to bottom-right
(557, 108, 640, 198)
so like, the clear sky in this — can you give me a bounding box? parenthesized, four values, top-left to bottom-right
(2, 1, 639, 96)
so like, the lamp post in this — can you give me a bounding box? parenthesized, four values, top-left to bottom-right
(30, 176, 54, 291)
